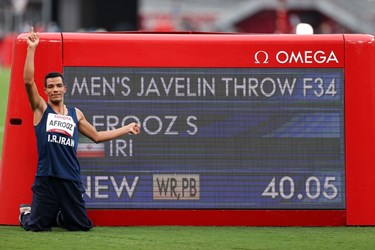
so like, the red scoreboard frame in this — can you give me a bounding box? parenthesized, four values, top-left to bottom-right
(1, 33, 375, 226)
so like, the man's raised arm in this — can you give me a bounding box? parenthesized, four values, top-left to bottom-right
(23, 27, 45, 113)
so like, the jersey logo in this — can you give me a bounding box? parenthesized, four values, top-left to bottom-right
(46, 113, 76, 137)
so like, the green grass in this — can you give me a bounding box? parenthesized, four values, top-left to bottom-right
(0, 67, 10, 161)
(0, 226, 375, 249)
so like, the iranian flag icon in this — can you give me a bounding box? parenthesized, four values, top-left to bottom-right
(77, 142, 105, 158)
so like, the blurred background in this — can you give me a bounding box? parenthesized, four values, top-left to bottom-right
(1, 0, 375, 34)
(0, 0, 375, 66)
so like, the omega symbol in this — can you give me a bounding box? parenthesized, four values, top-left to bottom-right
(254, 51, 269, 64)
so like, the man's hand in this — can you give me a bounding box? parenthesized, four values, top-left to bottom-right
(27, 27, 39, 48)
(127, 123, 141, 135)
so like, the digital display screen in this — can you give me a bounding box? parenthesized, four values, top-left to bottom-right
(64, 67, 345, 209)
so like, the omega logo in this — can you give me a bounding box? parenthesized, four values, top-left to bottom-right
(254, 51, 269, 64)
(254, 50, 339, 64)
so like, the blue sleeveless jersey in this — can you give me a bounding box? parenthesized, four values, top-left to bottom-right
(34, 104, 81, 181)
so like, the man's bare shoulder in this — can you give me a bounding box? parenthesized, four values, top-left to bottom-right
(75, 107, 85, 121)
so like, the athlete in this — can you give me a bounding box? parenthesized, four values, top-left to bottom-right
(19, 28, 141, 231)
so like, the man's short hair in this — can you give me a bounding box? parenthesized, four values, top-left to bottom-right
(44, 72, 64, 87)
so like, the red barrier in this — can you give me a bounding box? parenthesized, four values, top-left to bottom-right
(345, 34, 375, 225)
(0, 33, 374, 226)
(0, 33, 18, 68)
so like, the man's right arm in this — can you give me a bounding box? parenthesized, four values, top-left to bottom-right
(24, 29, 46, 121)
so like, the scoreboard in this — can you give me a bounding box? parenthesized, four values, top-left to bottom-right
(0, 33, 374, 226)
(64, 67, 344, 210)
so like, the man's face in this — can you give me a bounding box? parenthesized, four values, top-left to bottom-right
(44, 77, 66, 104)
